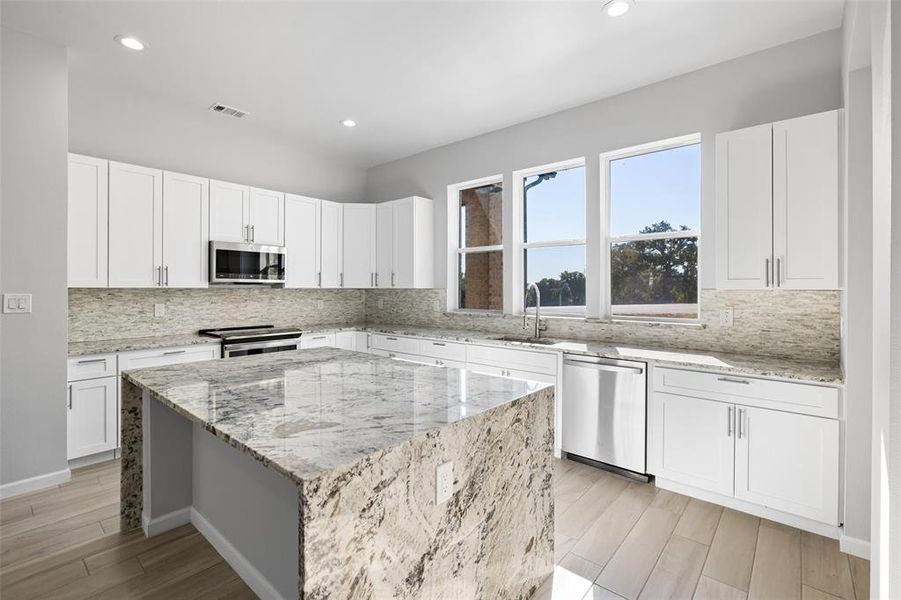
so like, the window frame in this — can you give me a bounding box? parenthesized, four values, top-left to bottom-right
(600, 133, 702, 322)
(446, 174, 505, 314)
(512, 157, 587, 316)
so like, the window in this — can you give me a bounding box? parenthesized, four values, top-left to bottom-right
(453, 178, 503, 311)
(519, 161, 586, 315)
(604, 136, 700, 320)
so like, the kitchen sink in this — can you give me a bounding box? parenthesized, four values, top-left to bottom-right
(492, 336, 557, 346)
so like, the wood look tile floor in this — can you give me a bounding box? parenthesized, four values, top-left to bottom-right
(535, 458, 871, 600)
(0, 458, 871, 600)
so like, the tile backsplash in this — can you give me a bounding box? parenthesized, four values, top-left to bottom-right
(70, 287, 840, 362)
(364, 288, 840, 362)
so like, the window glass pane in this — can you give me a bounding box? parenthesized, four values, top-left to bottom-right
(610, 237, 698, 319)
(524, 165, 586, 242)
(524, 245, 586, 310)
(459, 251, 503, 311)
(609, 143, 700, 237)
(460, 182, 502, 248)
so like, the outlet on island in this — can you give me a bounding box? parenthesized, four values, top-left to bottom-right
(436, 461, 454, 504)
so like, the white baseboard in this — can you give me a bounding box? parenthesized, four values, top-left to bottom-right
(839, 535, 870, 559)
(0, 468, 71, 499)
(190, 507, 285, 600)
(142, 507, 191, 537)
(69, 450, 117, 470)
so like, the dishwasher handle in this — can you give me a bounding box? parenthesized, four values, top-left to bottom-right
(563, 358, 645, 375)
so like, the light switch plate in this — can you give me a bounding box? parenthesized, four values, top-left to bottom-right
(3, 293, 32, 314)
(436, 461, 454, 504)
(719, 308, 734, 327)
(154, 303, 166, 317)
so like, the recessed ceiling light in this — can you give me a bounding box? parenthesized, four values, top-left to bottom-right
(603, 0, 631, 17)
(114, 35, 146, 51)
(339, 119, 357, 128)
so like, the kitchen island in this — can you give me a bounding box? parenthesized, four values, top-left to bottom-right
(119, 348, 554, 599)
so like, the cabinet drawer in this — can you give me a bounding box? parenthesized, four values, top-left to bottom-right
(466, 363, 556, 385)
(370, 334, 421, 355)
(419, 339, 466, 362)
(68, 353, 117, 381)
(465, 344, 557, 376)
(373, 349, 430, 365)
(119, 344, 219, 373)
(301, 333, 335, 349)
(654, 367, 838, 418)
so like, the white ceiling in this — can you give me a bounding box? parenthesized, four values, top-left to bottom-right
(2, 0, 843, 168)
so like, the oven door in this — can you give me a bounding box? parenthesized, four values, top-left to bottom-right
(210, 241, 286, 284)
(223, 339, 300, 358)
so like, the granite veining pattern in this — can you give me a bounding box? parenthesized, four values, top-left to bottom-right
(120, 349, 554, 598)
(69, 333, 216, 356)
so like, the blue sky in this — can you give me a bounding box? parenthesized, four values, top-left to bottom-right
(523, 143, 700, 283)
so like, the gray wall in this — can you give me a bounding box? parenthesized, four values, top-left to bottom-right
(364, 30, 842, 289)
(0, 27, 70, 486)
(69, 75, 366, 203)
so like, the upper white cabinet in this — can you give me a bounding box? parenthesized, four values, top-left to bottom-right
(108, 161, 164, 288)
(162, 172, 209, 288)
(716, 110, 840, 289)
(342, 203, 376, 288)
(210, 180, 284, 245)
(285, 194, 321, 288)
(772, 110, 839, 289)
(375, 197, 434, 288)
(68, 154, 109, 288)
(320, 200, 343, 288)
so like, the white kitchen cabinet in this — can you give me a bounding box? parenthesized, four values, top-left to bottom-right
(108, 161, 164, 288)
(67, 377, 118, 460)
(734, 406, 839, 524)
(715, 110, 840, 290)
(209, 180, 250, 243)
(68, 154, 109, 288)
(649, 392, 735, 497)
(162, 172, 209, 288)
(118, 344, 220, 372)
(333, 331, 356, 350)
(301, 333, 335, 349)
(249, 187, 285, 245)
(320, 200, 343, 288)
(715, 123, 773, 289)
(342, 203, 376, 288)
(772, 110, 839, 289)
(374, 197, 434, 289)
(285, 194, 321, 288)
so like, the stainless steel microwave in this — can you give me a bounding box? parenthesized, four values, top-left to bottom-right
(209, 241, 286, 285)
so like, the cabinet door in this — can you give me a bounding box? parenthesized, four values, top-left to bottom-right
(210, 180, 250, 243)
(162, 172, 209, 288)
(650, 392, 734, 496)
(320, 200, 343, 288)
(249, 187, 285, 246)
(67, 377, 118, 459)
(301, 333, 335, 349)
(285, 195, 321, 288)
(772, 110, 839, 289)
(734, 406, 839, 524)
(333, 331, 357, 350)
(342, 203, 376, 288)
(393, 197, 416, 288)
(376, 202, 394, 288)
(715, 123, 773, 289)
(108, 162, 163, 287)
(68, 154, 109, 288)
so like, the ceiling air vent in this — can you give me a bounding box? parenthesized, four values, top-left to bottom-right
(208, 103, 249, 118)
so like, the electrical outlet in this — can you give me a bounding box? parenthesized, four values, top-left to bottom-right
(433, 299, 441, 312)
(154, 303, 166, 317)
(436, 461, 454, 504)
(719, 308, 734, 327)
(317, 300, 324, 310)
(2, 293, 31, 314)
(378, 299, 385, 309)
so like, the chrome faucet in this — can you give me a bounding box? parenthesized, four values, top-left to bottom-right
(524, 282, 543, 339)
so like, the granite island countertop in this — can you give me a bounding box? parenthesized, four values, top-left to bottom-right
(121, 347, 552, 484)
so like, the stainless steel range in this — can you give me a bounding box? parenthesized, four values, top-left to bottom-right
(200, 325, 303, 358)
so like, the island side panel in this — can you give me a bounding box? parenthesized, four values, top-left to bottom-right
(120, 377, 143, 531)
(299, 386, 555, 600)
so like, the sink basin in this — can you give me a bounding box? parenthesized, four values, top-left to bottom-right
(493, 336, 557, 346)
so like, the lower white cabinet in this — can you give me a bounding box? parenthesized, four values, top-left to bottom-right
(301, 333, 335, 349)
(118, 344, 220, 372)
(67, 377, 118, 460)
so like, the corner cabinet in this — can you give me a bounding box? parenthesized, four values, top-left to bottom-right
(68, 154, 109, 288)
(716, 109, 840, 290)
(375, 197, 434, 288)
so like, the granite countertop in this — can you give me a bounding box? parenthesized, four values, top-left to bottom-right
(67, 333, 218, 357)
(122, 348, 551, 484)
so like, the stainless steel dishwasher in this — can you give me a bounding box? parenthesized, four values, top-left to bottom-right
(562, 354, 648, 477)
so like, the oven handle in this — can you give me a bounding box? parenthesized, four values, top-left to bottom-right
(223, 338, 301, 354)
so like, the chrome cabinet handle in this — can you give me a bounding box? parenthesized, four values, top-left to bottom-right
(164, 266, 169, 286)
(311, 336, 326, 340)
(77, 358, 106, 365)
(737, 408, 745, 439)
(432, 342, 446, 346)
(386, 337, 398, 341)
(163, 349, 186, 356)
(340, 273, 344, 287)
(156, 266, 162, 286)
(317, 272, 322, 287)
(776, 258, 782, 287)
(717, 376, 750, 385)
(765, 258, 770, 287)
(68, 385, 73, 409)
(391, 272, 396, 287)
(727, 406, 734, 437)
(375, 272, 379, 287)
(250, 225, 255, 242)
